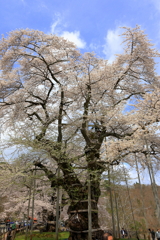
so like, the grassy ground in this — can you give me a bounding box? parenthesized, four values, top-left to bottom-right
(15, 232, 69, 240)
(15, 232, 144, 240)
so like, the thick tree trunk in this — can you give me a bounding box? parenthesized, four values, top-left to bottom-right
(67, 198, 103, 240)
(35, 147, 105, 239)
(67, 150, 103, 239)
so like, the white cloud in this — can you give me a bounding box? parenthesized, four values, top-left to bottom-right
(50, 13, 62, 35)
(61, 31, 86, 49)
(51, 19, 61, 34)
(103, 27, 124, 63)
(50, 15, 86, 49)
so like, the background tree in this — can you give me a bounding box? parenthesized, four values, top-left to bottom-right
(0, 154, 58, 223)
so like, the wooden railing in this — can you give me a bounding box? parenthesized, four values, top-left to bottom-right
(0, 231, 9, 240)
(0, 227, 26, 240)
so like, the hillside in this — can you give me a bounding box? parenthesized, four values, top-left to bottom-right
(100, 183, 160, 232)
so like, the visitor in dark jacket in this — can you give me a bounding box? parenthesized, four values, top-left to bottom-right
(151, 229, 155, 240)
(121, 228, 128, 238)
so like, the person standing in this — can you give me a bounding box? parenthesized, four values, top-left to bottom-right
(156, 229, 160, 240)
(11, 223, 16, 231)
(151, 229, 155, 240)
(121, 228, 128, 238)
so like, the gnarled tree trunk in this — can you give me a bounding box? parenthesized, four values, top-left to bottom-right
(67, 186, 103, 240)
(35, 147, 105, 240)
(66, 149, 104, 240)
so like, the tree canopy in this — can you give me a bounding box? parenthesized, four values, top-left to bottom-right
(0, 25, 160, 239)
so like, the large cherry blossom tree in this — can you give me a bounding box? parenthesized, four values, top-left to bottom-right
(0, 26, 160, 239)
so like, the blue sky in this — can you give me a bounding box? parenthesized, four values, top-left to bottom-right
(1, 0, 160, 62)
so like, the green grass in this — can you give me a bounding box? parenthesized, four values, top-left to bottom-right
(15, 232, 69, 240)
(15, 233, 144, 240)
